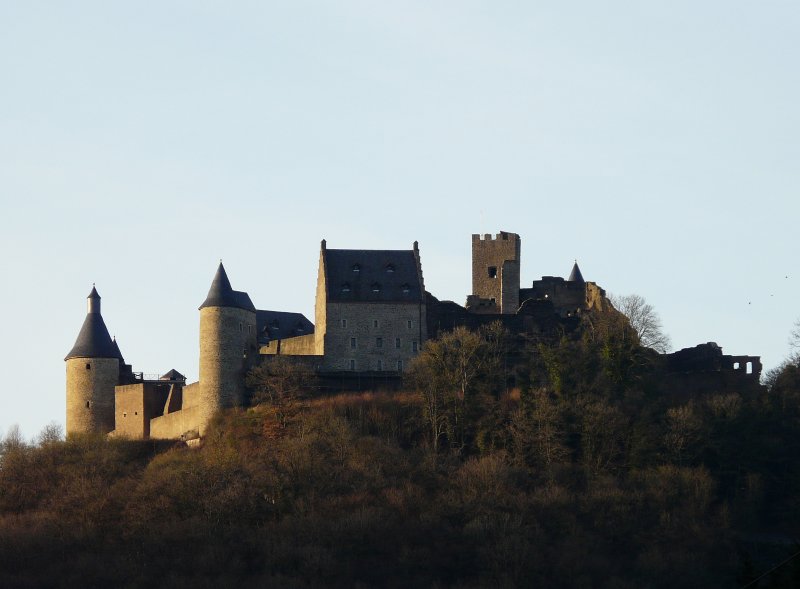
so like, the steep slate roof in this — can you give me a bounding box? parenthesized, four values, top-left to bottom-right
(568, 261, 585, 283)
(324, 249, 423, 303)
(199, 263, 256, 311)
(160, 369, 186, 381)
(110, 337, 125, 363)
(256, 310, 314, 344)
(65, 288, 118, 360)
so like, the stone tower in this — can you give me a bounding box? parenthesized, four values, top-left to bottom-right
(64, 286, 120, 435)
(197, 263, 257, 435)
(471, 232, 521, 314)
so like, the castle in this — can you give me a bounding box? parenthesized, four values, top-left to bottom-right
(65, 231, 763, 440)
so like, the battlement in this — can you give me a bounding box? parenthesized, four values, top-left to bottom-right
(472, 231, 520, 243)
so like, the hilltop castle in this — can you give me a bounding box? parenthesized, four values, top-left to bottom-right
(65, 231, 763, 440)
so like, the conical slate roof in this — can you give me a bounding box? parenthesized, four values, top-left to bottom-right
(65, 287, 118, 360)
(199, 262, 256, 311)
(567, 261, 585, 283)
(110, 337, 125, 363)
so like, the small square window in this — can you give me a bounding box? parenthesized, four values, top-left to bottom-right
(350, 337, 357, 349)
(395, 338, 401, 348)
(376, 337, 383, 348)
(488, 266, 498, 278)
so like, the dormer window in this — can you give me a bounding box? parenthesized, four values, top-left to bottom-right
(341, 283, 351, 293)
(352, 264, 360, 273)
(371, 282, 381, 293)
(401, 283, 410, 294)
(385, 264, 395, 273)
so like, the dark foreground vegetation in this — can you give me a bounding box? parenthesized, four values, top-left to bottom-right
(2, 321, 800, 588)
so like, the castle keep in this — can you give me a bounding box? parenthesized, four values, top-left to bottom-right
(65, 231, 763, 440)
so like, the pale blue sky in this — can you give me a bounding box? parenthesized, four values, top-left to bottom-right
(1, 1, 798, 438)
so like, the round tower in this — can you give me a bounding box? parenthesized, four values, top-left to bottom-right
(65, 286, 119, 435)
(198, 263, 257, 435)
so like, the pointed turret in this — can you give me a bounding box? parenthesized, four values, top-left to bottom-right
(65, 286, 117, 360)
(197, 261, 257, 435)
(568, 261, 585, 283)
(65, 286, 119, 436)
(199, 262, 255, 311)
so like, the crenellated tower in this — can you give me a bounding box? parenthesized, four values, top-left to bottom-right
(64, 286, 120, 435)
(471, 231, 521, 314)
(197, 263, 258, 435)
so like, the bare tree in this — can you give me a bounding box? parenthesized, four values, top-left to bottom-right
(609, 293, 672, 353)
(789, 318, 800, 358)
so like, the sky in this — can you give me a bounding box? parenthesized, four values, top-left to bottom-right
(1, 1, 798, 440)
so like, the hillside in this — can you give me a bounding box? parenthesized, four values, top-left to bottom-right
(2, 325, 800, 588)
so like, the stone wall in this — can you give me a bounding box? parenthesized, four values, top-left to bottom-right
(471, 232, 520, 314)
(198, 306, 258, 435)
(150, 405, 200, 440)
(66, 357, 118, 435)
(260, 333, 317, 356)
(113, 382, 172, 439)
(322, 301, 426, 371)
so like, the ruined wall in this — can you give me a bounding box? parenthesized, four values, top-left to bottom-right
(322, 301, 426, 371)
(198, 306, 258, 435)
(66, 357, 118, 435)
(260, 333, 317, 356)
(471, 232, 520, 314)
(521, 278, 607, 317)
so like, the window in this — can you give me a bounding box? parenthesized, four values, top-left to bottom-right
(373, 319, 379, 328)
(123, 412, 127, 418)
(85, 363, 91, 370)
(352, 264, 360, 272)
(248, 324, 252, 334)
(239, 322, 243, 332)
(386, 264, 395, 273)
(412, 341, 418, 352)
(341, 319, 347, 328)
(401, 283, 410, 295)
(488, 266, 497, 278)
(377, 360, 383, 371)
(371, 282, 381, 293)
(376, 337, 383, 348)
(407, 320, 413, 329)
(350, 359, 356, 370)
(86, 401, 91, 408)
(397, 360, 403, 372)
(395, 338, 401, 348)
(350, 337, 357, 349)
(341, 283, 351, 293)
